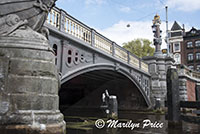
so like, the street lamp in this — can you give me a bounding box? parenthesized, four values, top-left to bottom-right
(152, 14, 162, 56)
(152, 24, 156, 33)
(152, 24, 157, 38)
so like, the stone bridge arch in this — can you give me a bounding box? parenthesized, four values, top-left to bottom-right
(45, 7, 152, 114)
(60, 63, 151, 114)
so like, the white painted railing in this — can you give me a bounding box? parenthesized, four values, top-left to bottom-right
(46, 7, 149, 73)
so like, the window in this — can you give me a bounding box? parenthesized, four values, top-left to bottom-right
(187, 42, 193, 48)
(188, 65, 194, 70)
(53, 44, 57, 65)
(196, 53, 200, 60)
(191, 30, 196, 34)
(187, 53, 193, 61)
(174, 43, 180, 52)
(174, 53, 181, 64)
(53, 44, 57, 56)
(197, 65, 200, 71)
(195, 41, 200, 47)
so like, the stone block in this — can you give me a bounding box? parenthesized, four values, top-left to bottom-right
(9, 59, 56, 77)
(149, 64, 157, 73)
(158, 64, 165, 71)
(0, 57, 8, 92)
(7, 75, 58, 95)
(42, 95, 59, 111)
(10, 94, 32, 110)
(0, 48, 54, 62)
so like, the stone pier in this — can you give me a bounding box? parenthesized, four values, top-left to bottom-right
(0, 17, 66, 134)
(143, 14, 175, 107)
(143, 55, 174, 107)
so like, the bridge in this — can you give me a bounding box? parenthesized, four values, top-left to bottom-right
(44, 7, 152, 111)
(2, 2, 200, 134)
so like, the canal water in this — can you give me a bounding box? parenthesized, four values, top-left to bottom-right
(64, 109, 200, 134)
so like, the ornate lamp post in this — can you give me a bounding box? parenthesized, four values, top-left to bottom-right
(152, 14, 163, 57)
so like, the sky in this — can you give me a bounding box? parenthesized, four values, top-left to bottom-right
(56, 0, 200, 49)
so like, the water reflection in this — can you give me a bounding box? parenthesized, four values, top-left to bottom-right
(65, 111, 200, 134)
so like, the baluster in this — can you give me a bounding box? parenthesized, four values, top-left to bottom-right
(96, 36, 99, 47)
(89, 32, 91, 44)
(71, 22, 73, 35)
(86, 31, 88, 42)
(50, 10, 53, 25)
(67, 19, 70, 33)
(55, 12, 57, 27)
(83, 28, 85, 41)
(94, 35, 96, 46)
(84, 30, 87, 42)
(53, 11, 56, 26)
(73, 23, 75, 36)
(85, 29, 87, 42)
(96, 35, 99, 47)
(79, 26, 81, 39)
(99, 36, 101, 48)
(89, 31, 91, 43)
(76, 25, 78, 37)
(72, 22, 74, 35)
(88, 31, 90, 43)
(81, 27, 84, 40)
(96, 36, 98, 47)
(64, 18, 66, 32)
(103, 38, 105, 49)
(87, 31, 89, 43)
(70, 21, 73, 34)
(79, 27, 82, 39)
(101, 38, 103, 49)
(57, 13, 60, 28)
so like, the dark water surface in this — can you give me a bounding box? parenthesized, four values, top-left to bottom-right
(64, 109, 200, 134)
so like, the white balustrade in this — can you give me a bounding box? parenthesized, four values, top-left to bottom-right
(46, 8, 150, 73)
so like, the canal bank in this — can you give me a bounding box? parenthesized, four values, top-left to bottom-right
(63, 109, 200, 134)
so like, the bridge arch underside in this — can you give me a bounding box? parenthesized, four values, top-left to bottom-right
(59, 68, 149, 116)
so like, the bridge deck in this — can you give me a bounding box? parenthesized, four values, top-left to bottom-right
(45, 7, 149, 74)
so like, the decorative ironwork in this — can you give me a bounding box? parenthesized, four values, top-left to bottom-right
(46, 7, 149, 73)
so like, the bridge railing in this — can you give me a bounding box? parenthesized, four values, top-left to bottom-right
(47, 7, 60, 29)
(46, 7, 149, 73)
(94, 32, 113, 54)
(177, 64, 200, 80)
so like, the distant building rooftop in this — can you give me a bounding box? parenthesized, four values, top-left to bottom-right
(171, 21, 182, 31)
(185, 27, 200, 38)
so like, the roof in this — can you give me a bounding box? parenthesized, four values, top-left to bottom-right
(185, 27, 200, 37)
(171, 21, 182, 31)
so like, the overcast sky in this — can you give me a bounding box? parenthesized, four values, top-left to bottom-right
(56, 0, 200, 49)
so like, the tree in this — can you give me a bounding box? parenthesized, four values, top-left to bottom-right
(123, 38, 155, 58)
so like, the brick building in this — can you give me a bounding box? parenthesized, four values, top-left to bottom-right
(168, 21, 200, 71)
(182, 27, 200, 71)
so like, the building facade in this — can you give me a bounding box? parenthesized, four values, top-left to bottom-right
(182, 27, 200, 71)
(168, 21, 184, 65)
(169, 21, 200, 71)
